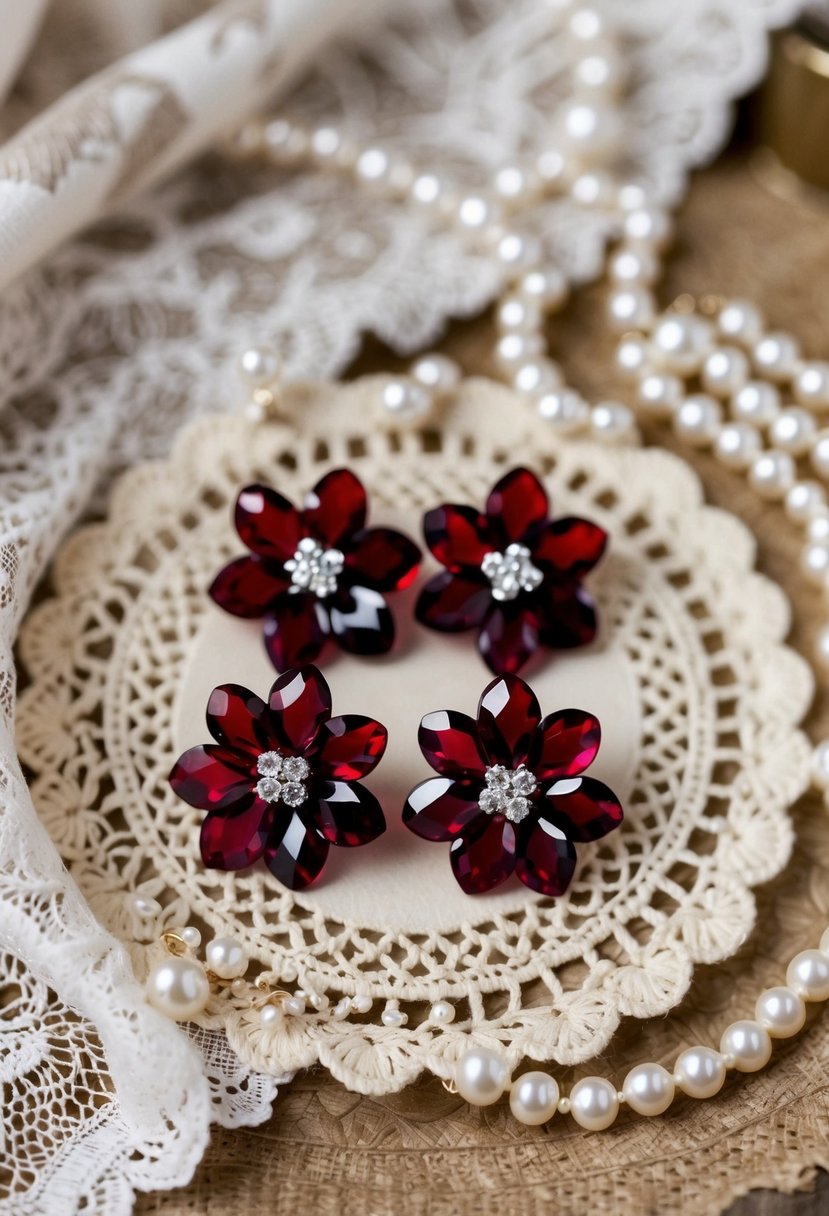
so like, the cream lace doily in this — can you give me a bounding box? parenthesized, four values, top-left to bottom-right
(16, 377, 812, 1094)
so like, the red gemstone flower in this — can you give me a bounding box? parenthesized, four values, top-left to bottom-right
(210, 469, 421, 670)
(169, 666, 387, 889)
(416, 467, 607, 675)
(403, 673, 622, 896)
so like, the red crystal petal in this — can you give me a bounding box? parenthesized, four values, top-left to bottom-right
(206, 684, 270, 756)
(402, 777, 483, 841)
(200, 800, 272, 870)
(477, 673, 542, 767)
(235, 484, 302, 561)
(314, 714, 388, 780)
(303, 468, 367, 546)
(477, 602, 540, 675)
(314, 780, 386, 846)
(268, 664, 332, 752)
(485, 467, 549, 546)
(415, 571, 491, 632)
(169, 745, 253, 810)
(532, 517, 608, 578)
(418, 710, 488, 779)
(263, 594, 329, 670)
(450, 815, 517, 894)
(329, 585, 395, 655)
(538, 584, 598, 650)
(533, 710, 601, 780)
(264, 808, 330, 889)
(423, 504, 492, 571)
(208, 555, 288, 619)
(515, 817, 577, 896)
(344, 527, 421, 591)
(542, 776, 623, 841)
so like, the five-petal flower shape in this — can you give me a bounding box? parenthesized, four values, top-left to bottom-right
(210, 469, 422, 670)
(169, 666, 387, 889)
(415, 466, 607, 675)
(403, 673, 623, 896)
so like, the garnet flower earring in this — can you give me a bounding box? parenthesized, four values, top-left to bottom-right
(402, 673, 623, 896)
(415, 467, 607, 675)
(210, 469, 422, 670)
(169, 666, 387, 890)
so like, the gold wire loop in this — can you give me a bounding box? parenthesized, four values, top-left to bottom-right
(161, 930, 188, 957)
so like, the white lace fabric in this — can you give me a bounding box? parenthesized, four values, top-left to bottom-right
(0, 0, 804, 1211)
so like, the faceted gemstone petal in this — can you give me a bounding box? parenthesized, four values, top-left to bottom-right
(422, 504, 492, 571)
(485, 467, 549, 547)
(169, 745, 254, 810)
(449, 814, 518, 894)
(235, 484, 303, 561)
(477, 673, 542, 767)
(200, 799, 273, 870)
(264, 808, 330, 889)
(418, 710, 488, 779)
(263, 593, 329, 671)
(415, 571, 491, 632)
(208, 555, 288, 619)
(532, 517, 608, 578)
(477, 601, 540, 676)
(538, 584, 599, 650)
(314, 780, 386, 847)
(268, 664, 332, 753)
(402, 777, 483, 841)
(205, 684, 270, 756)
(533, 710, 602, 780)
(542, 776, 624, 841)
(344, 527, 422, 591)
(328, 585, 395, 655)
(303, 468, 367, 546)
(515, 816, 577, 897)
(314, 714, 388, 780)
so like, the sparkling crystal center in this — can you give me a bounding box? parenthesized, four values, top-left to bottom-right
(285, 536, 345, 598)
(478, 763, 537, 823)
(255, 750, 310, 808)
(480, 543, 543, 602)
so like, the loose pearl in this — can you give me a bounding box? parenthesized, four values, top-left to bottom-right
(811, 432, 829, 478)
(573, 45, 625, 98)
(638, 372, 683, 417)
(495, 332, 545, 368)
(591, 401, 637, 444)
(569, 1077, 619, 1131)
(351, 994, 373, 1014)
(802, 542, 829, 585)
(284, 994, 306, 1016)
(753, 332, 800, 381)
(616, 334, 649, 379)
(519, 267, 568, 310)
(509, 1071, 560, 1126)
(674, 395, 722, 447)
(731, 381, 781, 426)
(456, 194, 500, 233)
(771, 408, 817, 455)
(496, 294, 543, 333)
(755, 986, 806, 1038)
(332, 997, 352, 1020)
(238, 345, 281, 388)
(537, 389, 590, 432)
(651, 314, 712, 375)
(411, 353, 461, 396)
(718, 299, 763, 346)
(430, 1001, 456, 1025)
(495, 231, 542, 273)
(623, 207, 672, 250)
(608, 286, 655, 331)
(817, 623, 829, 670)
(131, 895, 162, 919)
(512, 358, 561, 397)
(701, 346, 750, 397)
(785, 480, 826, 523)
(558, 100, 620, 161)
(381, 379, 432, 421)
(494, 165, 540, 205)
(381, 1004, 408, 1027)
(674, 1047, 726, 1099)
(230, 977, 247, 997)
(147, 956, 209, 1022)
(714, 422, 762, 470)
(609, 246, 658, 287)
(180, 926, 201, 950)
(748, 451, 795, 500)
(622, 1063, 675, 1117)
(260, 1003, 282, 1027)
(205, 936, 247, 980)
(795, 361, 829, 409)
(455, 1047, 510, 1106)
(307, 991, 330, 1011)
(720, 1020, 772, 1072)
(786, 950, 829, 1000)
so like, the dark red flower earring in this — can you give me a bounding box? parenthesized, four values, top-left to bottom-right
(210, 469, 421, 670)
(403, 672, 622, 896)
(169, 665, 387, 890)
(415, 467, 607, 675)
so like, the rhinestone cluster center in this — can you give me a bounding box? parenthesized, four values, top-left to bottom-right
(285, 536, 345, 598)
(478, 763, 537, 823)
(255, 750, 310, 807)
(480, 543, 543, 602)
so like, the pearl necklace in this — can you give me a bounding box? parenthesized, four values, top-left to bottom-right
(140, 2, 829, 1130)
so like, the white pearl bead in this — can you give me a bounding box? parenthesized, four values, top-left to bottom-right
(238, 345, 281, 388)
(714, 422, 762, 470)
(350, 994, 373, 1014)
(356, 147, 404, 194)
(512, 358, 561, 398)
(804, 542, 829, 585)
(230, 977, 247, 997)
(622, 1063, 675, 1117)
(259, 1003, 282, 1027)
(456, 194, 500, 233)
(674, 1047, 726, 1099)
(558, 100, 620, 161)
(608, 286, 655, 332)
(651, 314, 712, 375)
(494, 165, 540, 205)
(283, 994, 306, 1016)
(615, 335, 649, 379)
(718, 299, 763, 346)
(496, 294, 543, 333)
(509, 1071, 560, 1126)
(455, 1047, 510, 1106)
(591, 401, 637, 444)
(753, 332, 800, 381)
(623, 207, 673, 250)
(609, 246, 659, 287)
(785, 480, 826, 523)
(568, 7, 606, 45)
(309, 126, 351, 167)
(307, 991, 330, 1011)
(637, 372, 682, 417)
(147, 956, 209, 1022)
(381, 1004, 408, 1027)
(755, 986, 806, 1038)
(569, 1077, 619, 1131)
(519, 267, 568, 310)
(570, 170, 615, 207)
(786, 949, 829, 1000)
(616, 182, 649, 211)
(263, 119, 307, 162)
(771, 408, 817, 455)
(720, 1020, 772, 1072)
(332, 997, 352, 1020)
(674, 395, 722, 447)
(430, 1001, 456, 1025)
(808, 510, 829, 542)
(731, 380, 781, 426)
(701, 346, 750, 397)
(410, 173, 446, 208)
(205, 936, 247, 980)
(573, 44, 625, 98)
(795, 361, 829, 409)
(131, 895, 162, 919)
(495, 332, 545, 368)
(537, 389, 589, 432)
(811, 432, 829, 478)
(180, 926, 201, 950)
(495, 231, 542, 273)
(812, 740, 829, 790)
(411, 353, 461, 396)
(381, 379, 432, 421)
(749, 451, 796, 499)
(535, 147, 571, 192)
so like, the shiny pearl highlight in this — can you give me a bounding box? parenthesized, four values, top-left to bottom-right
(430, 1001, 455, 1024)
(569, 1077, 619, 1131)
(786, 950, 829, 1001)
(717, 299, 763, 346)
(755, 987, 806, 1038)
(748, 451, 795, 500)
(381, 379, 432, 421)
(411, 353, 461, 396)
(674, 395, 722, 447)
(205, 936, 247, 980)
(455, 1047, 510, 1106)
(147, 956, 210, 1022)
(674, 1047, 726, 1099)
(719, 1020, 772, 1072)
(651, 314, 712, 375)
(622, 1063, 675, 1117)
(714, 423, 762, 470)
(753, 332, 800, 381)
(509, 1071, 560, 1125)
